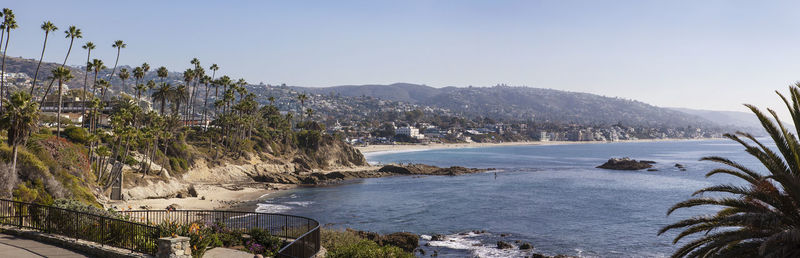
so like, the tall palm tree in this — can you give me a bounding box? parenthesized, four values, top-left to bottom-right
(51, 66, 74, 137)
(80, 42, 95, 118)
(119, 68, 130, 93)
(201, 75, 211, 128)
(0, 91, 39, 174)
(204, 64, 219, 125)
(146, 80, 156, 102)
(152, 82, 171, 115)
(40, 25, 82, 105)
(182, 69, 194, 123)
(31, 21, 58, 94)
(0, 9, 17, 103)
(268, 96, 275, 105)
(108, 40, 126, 79)
(659, 86, 800, 257)
(297, 93, 308, 121)
(172, 84, 188, 117)
(90, 59, 106, 103)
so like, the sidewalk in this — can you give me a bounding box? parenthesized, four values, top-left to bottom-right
(0, 233, 88, 257)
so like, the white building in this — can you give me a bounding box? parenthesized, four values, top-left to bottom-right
(396, 126, 424, 139)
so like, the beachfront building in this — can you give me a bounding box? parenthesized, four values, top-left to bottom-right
(397, 126, 424, 139)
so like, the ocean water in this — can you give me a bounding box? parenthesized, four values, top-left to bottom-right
(256, 140, 766, 257)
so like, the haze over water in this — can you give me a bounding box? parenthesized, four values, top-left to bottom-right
(257, 140, 760, 257)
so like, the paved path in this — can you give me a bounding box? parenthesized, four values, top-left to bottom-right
(0, 233, 88, 257)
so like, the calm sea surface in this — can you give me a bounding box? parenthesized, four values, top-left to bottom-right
(256, 139, 765, 257)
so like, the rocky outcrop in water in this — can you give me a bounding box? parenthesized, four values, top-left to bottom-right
(347, 229, 419, 252)
(596, 157, 654, 170)
(377, 164, 491, 175)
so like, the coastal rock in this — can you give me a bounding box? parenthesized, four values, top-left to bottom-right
(519, 242, 533, 250)
(497, 241, 513, 249)
(377, 164, 489, 176)
(646, 168, 658, 172)
(431, 234, 446, 241)
(347, 229, 419, 252)
(596, 157, 654, 170)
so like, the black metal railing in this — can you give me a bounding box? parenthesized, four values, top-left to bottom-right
(0, 199, 160, 255)
(122, 209, 320, 257)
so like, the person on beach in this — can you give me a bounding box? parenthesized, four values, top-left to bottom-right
(494, 172, 497, 179)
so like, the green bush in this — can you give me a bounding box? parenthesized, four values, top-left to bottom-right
(63, 126, 89, 144)
(327, 239, 414, 258)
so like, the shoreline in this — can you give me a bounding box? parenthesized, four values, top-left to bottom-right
(109, 183, 298, 211)
(113, 138, 717, 212)
(357, 138, 716, 155)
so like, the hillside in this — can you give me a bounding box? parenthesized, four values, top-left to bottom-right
(668, 107, 762, 132)
(298, 83, 719, 128)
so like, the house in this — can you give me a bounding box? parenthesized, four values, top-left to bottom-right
(396, 126, 424, 139)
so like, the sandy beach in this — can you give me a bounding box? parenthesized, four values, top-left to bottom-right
(108, 183, 296, 211)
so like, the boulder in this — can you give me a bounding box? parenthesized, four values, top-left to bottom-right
(519, 242, 533, 250)
(597, 157, 654, 170)
(382, 232, 419, 252)
(497, 241, 513, 249)
(431, 234, 446, 241)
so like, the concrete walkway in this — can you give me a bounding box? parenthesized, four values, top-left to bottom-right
(0, 233, 88, 257)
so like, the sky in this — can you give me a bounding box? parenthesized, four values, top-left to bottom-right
(3, 1, 800, 113)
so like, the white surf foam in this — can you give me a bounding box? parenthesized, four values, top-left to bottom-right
(425, 232, 532, 258)
(255, 203, 292, 213)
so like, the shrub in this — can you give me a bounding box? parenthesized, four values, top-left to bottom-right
(248, 228, 281, 255)
(326, 239, 414, 258)
(62, 126, 89, 144)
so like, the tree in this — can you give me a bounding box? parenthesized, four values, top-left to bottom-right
(108, 40, 126, 79)
(31, 21, 58, 94)
(297, 93, 308, 121)
(152, 82, 172, 115)
(119, 68, 130, 93)
(659, 86, 800, 257)
(51, 66, 74, 137)
(204, 64, 219, 125)
(40, 25, 82, 105)
(89, 59, 106, 104)
(156, 66, 168, 83)
(0, 91, 39, 174)
(80, 42, 95, 117)
(0, 9, 17, 104)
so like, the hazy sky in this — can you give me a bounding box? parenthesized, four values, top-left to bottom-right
(3, 1, 800, 113)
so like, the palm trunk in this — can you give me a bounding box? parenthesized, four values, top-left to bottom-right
(109, 48, 120, 80)
(31, 31, 51, 95)
(10, 144, 17, 174)
(1, 29, 11, 105)
(202, 82, 210, 130)
(57, 80, 63, 138)
(82, 50, 92, 126)
(40, 38, 76, 107)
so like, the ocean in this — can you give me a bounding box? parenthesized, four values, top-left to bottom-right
(255, 139, 763, 257)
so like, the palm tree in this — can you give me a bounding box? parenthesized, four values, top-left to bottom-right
(108, 40, 126, 79)
(30, 21, 58, 95)
(268, 96, 275, 105)
(182, 69, 194, 123)
(172, 84, 188, 117)
(0, 91, 39, 174)
(40, 25, 82, 105)
(297, 93, 308, 121)
(80, 42, 95, 118)
(146, 80, 156, 101)
(204, 64, 219, 125)
(659, 86, 800, 257)
(90, 59, 106, 102)
(156, 66, 169, 83)
(0, 9, 17, 103)
(119, 68, 130, 93)
(51, 66, 74, 138)
(134, 84, 146, 104)
(152, 82, 172, 115)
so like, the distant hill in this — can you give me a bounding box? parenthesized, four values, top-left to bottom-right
(297, 83, 719, 128)
(669, 107, 762, 131)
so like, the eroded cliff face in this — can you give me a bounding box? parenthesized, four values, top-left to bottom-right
(123, 139, 368, 200)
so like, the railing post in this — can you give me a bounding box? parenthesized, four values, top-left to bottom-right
(17, 202, 22, 228)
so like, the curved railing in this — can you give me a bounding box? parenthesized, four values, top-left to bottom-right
(122, 209, 320, 258)
(0, 199, 160, 254)
(0, 199, 320, 257)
